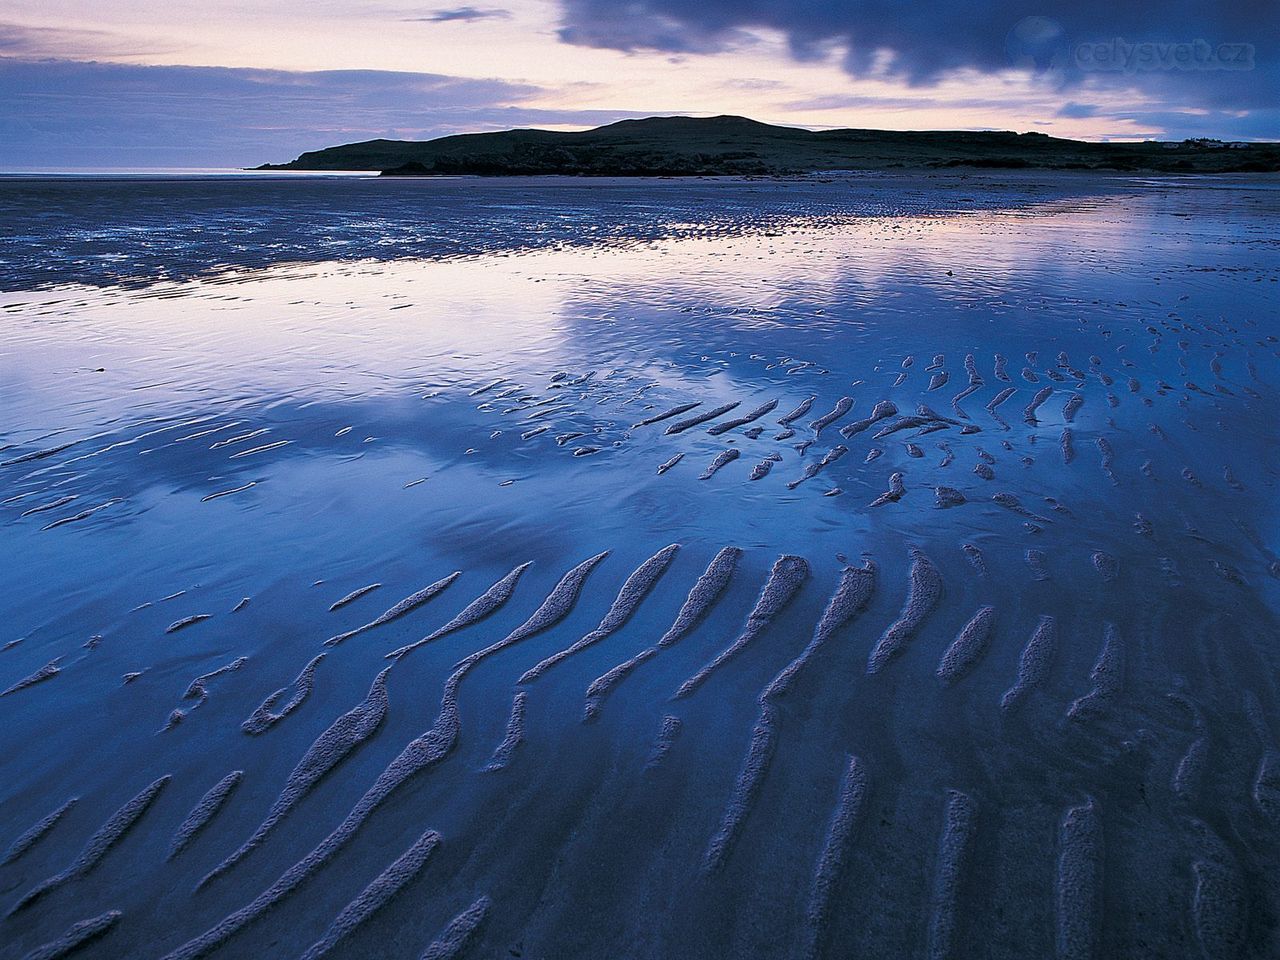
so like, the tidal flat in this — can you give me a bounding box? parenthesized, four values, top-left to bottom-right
(1, 171, 1278, 959)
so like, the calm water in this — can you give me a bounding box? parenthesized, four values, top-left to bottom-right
(1, 173, 1278, 960)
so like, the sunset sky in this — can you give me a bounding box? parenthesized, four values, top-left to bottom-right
(0, 0, 1275, 167)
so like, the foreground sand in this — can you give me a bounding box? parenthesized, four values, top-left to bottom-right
(1, 172, 1278, 959)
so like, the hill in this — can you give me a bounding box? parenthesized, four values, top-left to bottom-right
(257, 115, 1280, 176)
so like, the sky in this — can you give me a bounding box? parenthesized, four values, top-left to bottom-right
(0, 0, 1275, 168)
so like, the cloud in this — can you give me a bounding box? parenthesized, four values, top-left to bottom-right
(0, 20, 173, 58)
(1057, 102, 1099, 119)
(557, 6, 755, 55)
(722, 77, 787, 91)
(0, 57, 631, 168)
(553, 1, 1279, 127)
(1107, 107, 1280, 141)
(407, 7, 513, 23)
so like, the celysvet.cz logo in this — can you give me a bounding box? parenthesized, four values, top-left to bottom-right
(1005, 18, 1255, 75)
(1076, 38, 1255, 72)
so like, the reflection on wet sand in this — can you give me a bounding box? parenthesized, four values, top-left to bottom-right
(1, 172, 1278, 959)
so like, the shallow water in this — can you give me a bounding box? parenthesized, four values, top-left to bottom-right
(1, 172, 1278, 960)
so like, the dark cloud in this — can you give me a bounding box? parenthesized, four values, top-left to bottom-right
(407, 7, 513, 23)
(1057, 102, 1100, 119)
(555, 0, 1279, 129)
(0, 58, 631, 168)
(557, 7, 753, 55)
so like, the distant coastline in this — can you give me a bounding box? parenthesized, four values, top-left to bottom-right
(257, 115, 1280, 178)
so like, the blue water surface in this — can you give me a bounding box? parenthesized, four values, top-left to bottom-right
(0, 171, 1278, 960)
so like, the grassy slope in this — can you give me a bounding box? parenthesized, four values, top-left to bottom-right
(259, 115, 1280, 175)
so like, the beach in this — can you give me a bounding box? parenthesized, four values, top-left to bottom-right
(1, 170, 1278, 959)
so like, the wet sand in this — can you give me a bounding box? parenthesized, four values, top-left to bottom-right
(0, 172, 1278, 959)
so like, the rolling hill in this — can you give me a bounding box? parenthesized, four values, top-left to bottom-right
(258, 115, 1280, 176)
